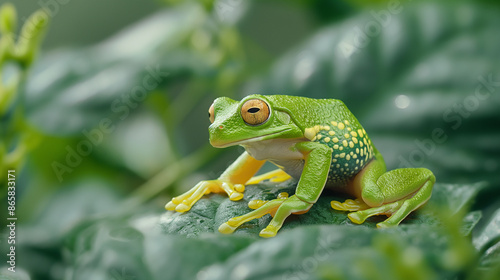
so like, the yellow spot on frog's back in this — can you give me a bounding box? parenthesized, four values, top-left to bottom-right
(353, 154, 358, 159)
(332, 137, 339, 143)
(338, 122, 345, 130)
(346, 155, 351, 160)
(353, 137, 358, 144)
(332, 159, 337, 163)
(349, 141, 354, 148)
(344, 120, 349, 125)
(347, 127, 352, 131)
(358, 129, 364, 137)
(324, 137, 330, 143)
(336, 164, 340, 168)
(323, 126, 330, 131)
(360, 149, 364, 156)
(333, 144, 339, 149)
(342, 140, 348, 147)
(339, 153, 346, 158)
(317, 135, 322, 140)
(331, 121, 338, 126)
(304, 127, 316, 140)
(344, 133, 350, 138)
(356, 148, 359, 153)
(359, 141, 364, 147)
(329, 131, 335, 136)
(351, 131, 357, 137)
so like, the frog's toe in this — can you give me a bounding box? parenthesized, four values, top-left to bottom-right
(376, 221, 397, 229)
(229, 192, 244, 201)
(174, 203, 190, 212)
(234, 184, 245, 193)
(259, 225, 278, 238)
(218, 222, 237, 234)
(165, 201, 177, 211)
(331, 199, 370, 211)
(348, 212, 366, 224)
(248, 199, 267, 209)
(246, 169, 291, 185)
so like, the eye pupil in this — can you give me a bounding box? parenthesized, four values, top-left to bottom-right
(247, 107, 260, 113)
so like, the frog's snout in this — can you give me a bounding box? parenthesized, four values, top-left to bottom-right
(209, 124, 226, 147)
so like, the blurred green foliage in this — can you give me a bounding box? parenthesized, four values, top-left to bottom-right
(1, 0, 500, 279)
(0, 3, 47, 188)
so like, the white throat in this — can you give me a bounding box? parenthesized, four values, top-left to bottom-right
(242, 138, 308, 179)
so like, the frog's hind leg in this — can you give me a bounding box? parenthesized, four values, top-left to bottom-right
(349, 165, 435, 228)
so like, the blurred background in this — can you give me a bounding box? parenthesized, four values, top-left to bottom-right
(1, 0, 500, 279)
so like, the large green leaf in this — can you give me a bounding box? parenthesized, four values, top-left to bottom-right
(160, 181, 486, 237)
(59, 181, 484, 280)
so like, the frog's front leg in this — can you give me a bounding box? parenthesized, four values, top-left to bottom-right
(332, 152, 435, 228)
(165, 152, 265, 212)
(219, 142, 332, 238)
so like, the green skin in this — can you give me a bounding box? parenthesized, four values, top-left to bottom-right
(166, 94, 435, 238)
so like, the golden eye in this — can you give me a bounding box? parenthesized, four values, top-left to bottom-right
(241, 99, 270, 125)
(208, 103, 215, 123)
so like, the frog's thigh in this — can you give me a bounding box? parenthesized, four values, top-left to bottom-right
(352, 161, 435, 227)
(353, 156, 387, 207)
(374, 168, 435, 228)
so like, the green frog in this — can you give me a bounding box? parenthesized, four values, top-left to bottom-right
(166, 95, 435, 237)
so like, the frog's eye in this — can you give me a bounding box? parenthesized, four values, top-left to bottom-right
(241, 99, 270, 126)
(208, 103, 215, 123)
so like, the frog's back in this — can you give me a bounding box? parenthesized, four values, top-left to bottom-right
(266, 95, 375, 188)
(265, 95, 350, 129)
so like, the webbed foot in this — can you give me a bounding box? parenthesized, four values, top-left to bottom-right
(331, 198, 370, 211)
(165, 180, 245, 212)
(219, 194, 311, 238)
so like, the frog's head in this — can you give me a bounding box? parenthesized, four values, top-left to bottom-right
(208, 94, 302, 148)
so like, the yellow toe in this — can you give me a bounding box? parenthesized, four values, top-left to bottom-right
(218, 223, 237, 234)
(248, 200, 266, 209)
(165, 201, 177, 211)
(259, 226, 278, 238)
(331, 200, 346, 211)
(229, 192, 244, 201)
(175, 203, 190, 212)
(376, 222, 396, 229)
(348, 212, 365, 224)
(234, 184, 245, 193)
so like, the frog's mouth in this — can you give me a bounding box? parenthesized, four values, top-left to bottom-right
(211, 128, 292, 148)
